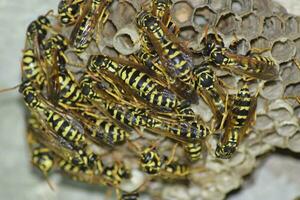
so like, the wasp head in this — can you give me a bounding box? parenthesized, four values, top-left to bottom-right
(215, 142, 237, 159)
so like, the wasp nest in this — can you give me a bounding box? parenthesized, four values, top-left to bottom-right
(20, 0, 300, 200)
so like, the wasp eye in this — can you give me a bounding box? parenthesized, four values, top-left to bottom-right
(24, 92, 35, 104)
(81, 84, 91, 96)
(142, 152, 151, 163)
(214, 52, 225, 64)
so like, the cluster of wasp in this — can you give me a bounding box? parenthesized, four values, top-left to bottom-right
(18, 0, 281, 199)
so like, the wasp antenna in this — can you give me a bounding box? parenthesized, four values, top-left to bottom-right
(0, 84, 20, 93)
(202, 24, 209, 43)
(44, 174, 56, 191)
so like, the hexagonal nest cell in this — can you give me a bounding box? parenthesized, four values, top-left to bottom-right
(19, 0, 300, 200)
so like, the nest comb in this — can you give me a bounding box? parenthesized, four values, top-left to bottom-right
(88, 1, 300, 198)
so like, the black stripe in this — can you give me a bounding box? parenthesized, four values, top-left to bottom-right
(136, 74, 150, 92)
(128, 69, 140, 87)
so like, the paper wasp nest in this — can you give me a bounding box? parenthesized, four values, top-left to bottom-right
(22, 0, 300, 199)
(111, 1, 300, 199)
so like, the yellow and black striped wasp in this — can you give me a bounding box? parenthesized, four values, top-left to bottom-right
(127, 140, 162, 175)
(136, 11, 196, 99)
(25, 10, 57, 50)
(79, 72, 159, 129)
(75, 109, 131, 147)
(79, 71, 209, 144)
(26, 129, 57, 191)
(200, 28, 278, 80)
(26, 126, 56, 178)
(215, 83, 257, 159)
(156, 119, 211, 142)
(87, 54, 193, 113)
(19, 80, 86, 146)
(27, 112, 96, 169)
(42, 33, 91, 110)
(21, 11, 59, 90)
(151, 0, 179, 35)
(70, 0, 112, 53)
(193, 61, 227, 127)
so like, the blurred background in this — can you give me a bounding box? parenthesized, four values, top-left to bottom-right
(0, 0, 299, 199)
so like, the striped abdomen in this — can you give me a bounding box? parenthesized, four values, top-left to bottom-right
(117, 65, 178, 109)
(231, 85, 252, 129)
(32, 146, 55, 174)
(161, 41, 192, 83)
(105, 103, 154, 127)
(58, 70, 85, 106)
(164, 121, 210, 141)
(93, 119, 128, 145)
(184, 142, 202, 162)
(194, 64, 226, 119)
(22, 49, 45, 88)
(215, 85, 254, 159)
(44, 109, 85, 143)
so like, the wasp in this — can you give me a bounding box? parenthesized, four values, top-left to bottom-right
(151, 0, 179, 35)
(102, 162, 131, 186)
(201, 40, 278, 80)
(27, 128, 56, 176)
(140, 147, 162, 175)
(215, 83, 257, 159)
(87, 54, 190, 112)
(25, 11, 56, 49)
(19, 80, 86, 146)
(157, 119, 210, 142)
(44, 34, 68, 66)
(78, 110, 130, 147)
(22, 13, 57, 89)
(58, 156, 104, 184)
(27, 112, 100, 170)
(26, 128, 57, 190)
(53, 51, 88, 108)
(43, 36, 88, 109)
(128, 141, 162, 175)
(80, 73, 159, 128)
(132, 46, 189, 99)
(58, 0, 84, 26)
(136, 11, 195, 96)
(70, 0, 112, 53)
(137, 0, 179, 56)
(193, 62, 227, 126)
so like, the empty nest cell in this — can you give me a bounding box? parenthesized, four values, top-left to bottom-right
(260, 80, 284, 100)
(192, 6, 216, 30)
(271, 39, 296, 63)
(178, 25, 198, 41)
(240, 12, 262, 39)
(216, 12, 240, 35)
(172, 1, 193, 24)
(231, 0, 253, 15)
(262, 15, 284, 40)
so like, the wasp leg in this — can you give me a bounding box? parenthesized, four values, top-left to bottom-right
(247, 47, 272, 55)
(219, 93, 229, 130)
(166, 143, 178, 165)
